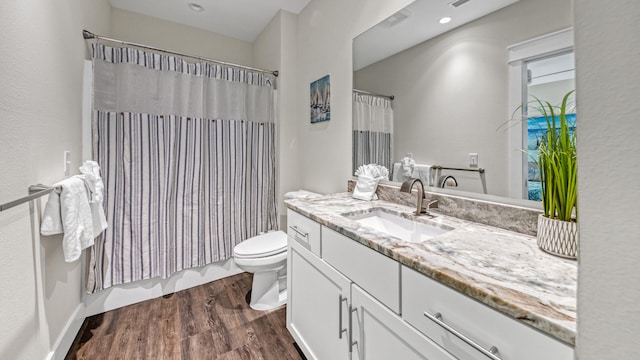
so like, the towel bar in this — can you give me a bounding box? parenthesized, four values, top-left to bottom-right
(432, 165, 485, 173)
(0, 185, 53, 212)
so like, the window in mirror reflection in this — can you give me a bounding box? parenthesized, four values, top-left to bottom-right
(524, 51, 575, 201)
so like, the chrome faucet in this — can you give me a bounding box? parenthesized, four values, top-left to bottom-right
(400, 178, 438, 215)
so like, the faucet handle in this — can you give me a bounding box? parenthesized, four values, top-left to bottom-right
(420, 199, 438, 213)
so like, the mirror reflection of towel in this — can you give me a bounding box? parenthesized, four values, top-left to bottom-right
(400, 156, 415, 177)
(392, 163, 432, 185)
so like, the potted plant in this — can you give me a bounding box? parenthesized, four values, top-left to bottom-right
(531, 90, 578, 259)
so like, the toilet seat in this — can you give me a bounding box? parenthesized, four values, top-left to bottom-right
(234, 230, 287, 259)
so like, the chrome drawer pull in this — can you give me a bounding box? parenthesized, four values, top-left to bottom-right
(424, 312, 501, 360)
(288, 225, 309, 239)
(338, 295, 348, 338)
(349, 306, 358, 353)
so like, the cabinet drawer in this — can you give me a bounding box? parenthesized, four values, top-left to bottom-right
(287, 209, 321, 257)
(402, 266, 573, 360)
(322, 226, 401, 313)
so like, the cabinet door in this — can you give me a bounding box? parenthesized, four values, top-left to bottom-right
(350, 285, 456, 360)
(287, 237, 351, 360)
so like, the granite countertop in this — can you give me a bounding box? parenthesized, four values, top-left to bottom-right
(285, 192, 577, 345)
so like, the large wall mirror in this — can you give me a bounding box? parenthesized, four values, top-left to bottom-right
(352, 0, 574, 205)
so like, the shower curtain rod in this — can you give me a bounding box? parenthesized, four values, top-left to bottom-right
(82, 30, 279, 77)
(353, 89, 394, 100)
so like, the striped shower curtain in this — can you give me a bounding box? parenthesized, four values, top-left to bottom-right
(352, 93, 394, 174)
(87, 44, 278, 292)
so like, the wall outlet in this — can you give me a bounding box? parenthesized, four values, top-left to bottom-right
(469, 153, 478, 167)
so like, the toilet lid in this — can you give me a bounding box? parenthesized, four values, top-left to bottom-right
(234, 230, 287, 258)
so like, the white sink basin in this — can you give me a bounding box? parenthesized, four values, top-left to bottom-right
(345, 209, 453, 243)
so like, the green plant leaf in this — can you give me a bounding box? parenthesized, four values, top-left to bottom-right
(525, 90, 577, 221)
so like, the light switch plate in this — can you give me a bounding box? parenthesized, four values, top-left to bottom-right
(469, 153, 478, 167)
(64, 151, 71, 176)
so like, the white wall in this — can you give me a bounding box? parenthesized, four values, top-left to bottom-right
(253, 10, 300, 229)
(354, 0, 572, 197)
(110, 7, 253, 66)
(574, 0, 640, 358)
(295, 0, 414, 194)
(0, 1, 111, 359)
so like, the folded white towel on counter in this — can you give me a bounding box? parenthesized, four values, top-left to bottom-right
(355, 164, 389, 180)
(353, 175, 380, 201)
(353, 164, 389, 201)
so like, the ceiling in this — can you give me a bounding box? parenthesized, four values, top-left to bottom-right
(109, 0, 311, 42)
(353, 0, 520, 71)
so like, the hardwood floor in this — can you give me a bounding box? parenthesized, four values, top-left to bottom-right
(66, 273, 304, 360)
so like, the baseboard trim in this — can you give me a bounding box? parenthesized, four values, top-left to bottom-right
(45, 303, 85, 360)
(84, 258, 244, 316)
(45, 259, 243, 359)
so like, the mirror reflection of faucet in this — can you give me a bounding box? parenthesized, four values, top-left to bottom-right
(400, 178, 439, 216)
(438, 175, 458, 188)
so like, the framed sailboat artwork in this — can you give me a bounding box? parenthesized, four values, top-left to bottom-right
(310, 75, 330, 123)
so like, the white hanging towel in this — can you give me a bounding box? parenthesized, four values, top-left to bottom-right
(41, 175, 106, 262)
(79, 161, 108, 237)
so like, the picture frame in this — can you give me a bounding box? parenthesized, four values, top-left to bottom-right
(310, 75, 330, 123)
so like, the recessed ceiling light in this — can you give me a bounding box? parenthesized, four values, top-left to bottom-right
(439, 17, 452, 24)
(188, 3, 205, 12)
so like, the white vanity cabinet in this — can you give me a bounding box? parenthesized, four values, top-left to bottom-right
(286, 209, 574, 360)
(287, 234, 351, 360)
(287, 219, 455, 360)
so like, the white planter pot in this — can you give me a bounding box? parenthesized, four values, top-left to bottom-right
(536, 215, 578, 260)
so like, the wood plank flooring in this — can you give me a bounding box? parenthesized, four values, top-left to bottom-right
(66, 273, 304, 360)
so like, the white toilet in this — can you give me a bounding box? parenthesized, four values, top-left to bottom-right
(233, 190, 320, 311)
(234, 230, 288, 310)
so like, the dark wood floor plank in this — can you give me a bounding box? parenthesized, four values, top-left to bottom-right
(66, 273, 303, 360)
(251, 312, 300, 360)
(216, 343, 266, 360)
(152, 296, 183, 360)
(178, 284, 212, 339)
(181, 330, 216, 360)
(71, 333, 115, 360)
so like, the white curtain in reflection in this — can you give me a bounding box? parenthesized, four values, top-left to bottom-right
(352, 93, 394, 174)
